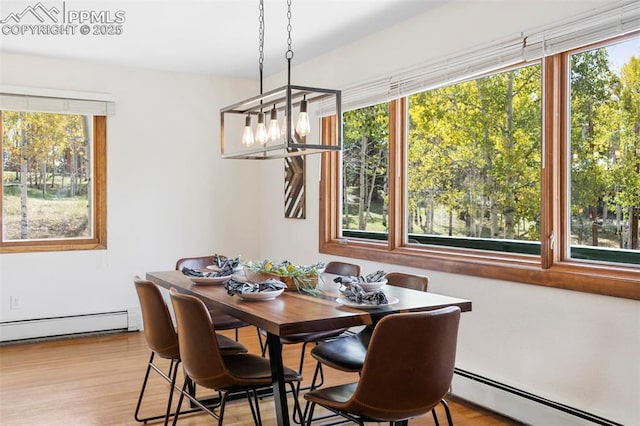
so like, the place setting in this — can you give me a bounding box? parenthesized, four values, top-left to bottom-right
(224, 277, 287, 301)
(180, 254, 242, 285)
(333, 270, 399, 309)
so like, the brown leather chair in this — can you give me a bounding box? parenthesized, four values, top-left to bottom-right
(305, 272, 433, 422)
(304, 306, 461, 426)
(175, 255, 250, 340)
(133, 277, 247, 425)
(169, 288, 303, 425)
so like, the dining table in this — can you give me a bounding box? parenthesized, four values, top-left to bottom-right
(146, 270, 472, 426)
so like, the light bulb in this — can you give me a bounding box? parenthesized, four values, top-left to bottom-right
(295, 97, 311, 137)
(255, 112, 268, 145)
(268, 106, 280, 143)
(242, 115, 254, 146)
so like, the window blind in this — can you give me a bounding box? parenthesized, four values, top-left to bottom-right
(323, 0, 640, 115)
(0, 86, 115, 115)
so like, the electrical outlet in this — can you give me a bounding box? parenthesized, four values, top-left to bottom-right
(10, 296, 21, 310)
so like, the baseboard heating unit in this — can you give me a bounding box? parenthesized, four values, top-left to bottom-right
(0, 308, 140, 343)
(452, 368, 624, 426)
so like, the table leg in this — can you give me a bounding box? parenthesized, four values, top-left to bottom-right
(266, 332, 290, 426)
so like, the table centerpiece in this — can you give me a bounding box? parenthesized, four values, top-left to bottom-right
(243, 259, 325, 293)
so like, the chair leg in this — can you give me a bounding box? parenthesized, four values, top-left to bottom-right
(301, 361, 322, 423)
(256, 328, 265, 355)
(162, 360, 181, 426)
(135, 353, 186, 425)
(172, 378, 188, 426)
(217, 391, 229, 426)
(441, 399, 454, 426)
(260, 331, 268, 357)
(134, 352, 155, 422)
(246, 390, 262, 425)
(432, 407, 440, 425)
(305, 402, 316, 426)
(289, 381, 305, 425)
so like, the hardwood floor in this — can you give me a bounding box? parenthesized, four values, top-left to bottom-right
(0, 328, 521, 425)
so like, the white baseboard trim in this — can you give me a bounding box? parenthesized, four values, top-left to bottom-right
(0, 308, 141, 342)
(451, 368, 623, 426)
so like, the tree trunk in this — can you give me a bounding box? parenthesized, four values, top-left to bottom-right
(358, 136, 368, 230)
(503, 72, 516, 239)
(365, 153, 381, 223)
(41, 161, 47, 198)
(631, 206, 638, 250)
(591, 205, 599, 246)
(343, 165, 350, 230)
(19, 124, 29, 239)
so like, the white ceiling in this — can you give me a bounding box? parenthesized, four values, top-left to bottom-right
(0, 0, 446, 78)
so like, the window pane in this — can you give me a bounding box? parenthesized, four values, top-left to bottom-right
(2, 111, 93, 241)
(341, 103, 389, 242)
(569, 36, 640, 265)
(407, 64, 542, 252)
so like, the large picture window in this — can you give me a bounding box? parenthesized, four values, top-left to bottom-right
(321, 33, 639, 300)
(568, 37, 640, 263)
(407, 64, 542, 253)
(1, 107, 107, 253)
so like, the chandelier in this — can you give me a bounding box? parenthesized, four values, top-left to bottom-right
(220, 0, 342, 160)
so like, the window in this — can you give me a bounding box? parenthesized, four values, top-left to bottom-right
(320, 33, 639, 300)
(1, 101, 107, 253)
(341, 103, 390, 242)
(568, 38, 640, 264)
(407, 64, 542, 253)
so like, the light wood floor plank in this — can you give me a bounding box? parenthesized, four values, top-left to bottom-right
(0, 327, 521, 425)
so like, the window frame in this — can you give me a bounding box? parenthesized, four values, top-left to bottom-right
(0, 114, 107, 253)
(320, 47, 639, 300)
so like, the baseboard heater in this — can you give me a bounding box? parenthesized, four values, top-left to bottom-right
(452, 368, 623, 426)
(0, 308, 141, 343)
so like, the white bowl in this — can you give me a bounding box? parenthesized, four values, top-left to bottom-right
(237, 289, 284, 301)
(357, 279, 387, 292)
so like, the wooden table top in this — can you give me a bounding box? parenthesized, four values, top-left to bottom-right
(146, 270, 472, 336)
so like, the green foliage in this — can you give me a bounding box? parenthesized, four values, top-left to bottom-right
(2, 111, 91, 240)
(340, 37, 639, 250)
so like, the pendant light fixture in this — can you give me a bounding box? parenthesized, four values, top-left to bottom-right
(220, 0, 342, 159)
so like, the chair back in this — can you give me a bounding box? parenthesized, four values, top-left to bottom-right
(134, 277, 180, 359)
(347, 306, 461, 420)
(324, 261, 361, 277)
(169, 289, 234, 389)
(385, 272, 429, 292)
(175, 255, 216, 271)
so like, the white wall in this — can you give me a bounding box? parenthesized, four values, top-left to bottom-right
(0, 53, 262, 322)
(1, 1, 638, 425)
(250, 1, 639, 425)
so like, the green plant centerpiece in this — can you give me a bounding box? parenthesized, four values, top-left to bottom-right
(244, 260, 325, 294)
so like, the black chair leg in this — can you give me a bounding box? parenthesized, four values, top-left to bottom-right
(172, 378, 188, 426)
(135, 353, 186, 425)
(246, 389, 262, 425)
(305, 402, 316, 426)
(441, 399, 454, 426)
(301, 361, 321, 423)
(432, 407, 440, 425)
(134, 352, 155, 422)
(217, 391, 229, 426)
(162, 360, 180, 426)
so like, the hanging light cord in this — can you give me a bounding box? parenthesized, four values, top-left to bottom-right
(286, 0, 294, 86)
(258, 0, 265, 95)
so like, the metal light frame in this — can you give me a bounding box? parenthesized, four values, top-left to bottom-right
(220, 0, 342, 160)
